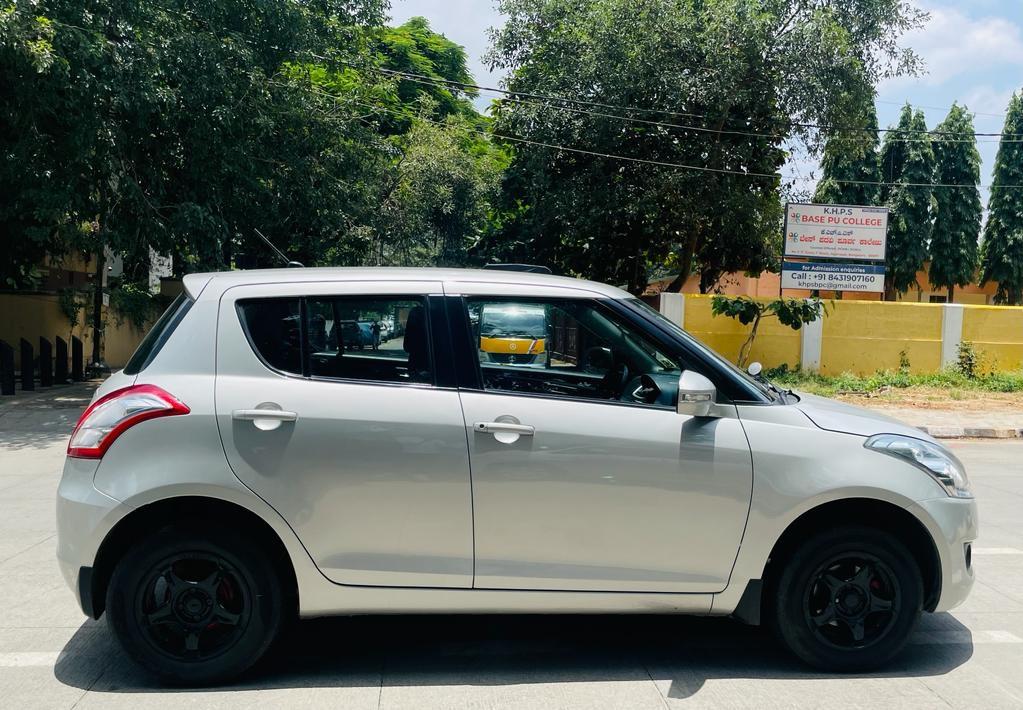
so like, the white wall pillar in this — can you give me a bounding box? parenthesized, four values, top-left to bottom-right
(941, 304, 965, 368)
(800, 304, 824, 373)
(659, 292, 685, 329)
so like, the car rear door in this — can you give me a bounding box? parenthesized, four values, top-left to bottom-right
(215, 280, 474, 588)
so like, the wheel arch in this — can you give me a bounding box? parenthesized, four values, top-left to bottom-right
(733, 497, 942, 625)
(87, 496, 299, 620)
(765, 498, 941, 613)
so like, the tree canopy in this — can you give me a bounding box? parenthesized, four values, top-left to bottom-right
(1, 3, 513, 293)
(813, 100, 881, 207)
(481, 0, 926, 294)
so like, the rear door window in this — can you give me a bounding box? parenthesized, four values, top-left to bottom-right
(305, 296, 431, 384)
(236, 295, 432, 384)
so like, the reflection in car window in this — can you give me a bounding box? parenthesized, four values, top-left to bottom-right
(467, 298, 681, 406)
(236, 296, 432, 384)
(623, 298, 773, 402)
(305, 297, 431, 384)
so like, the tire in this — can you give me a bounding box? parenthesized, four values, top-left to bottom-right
(768, 525, 923, 672)
(106, 523, 284, 686)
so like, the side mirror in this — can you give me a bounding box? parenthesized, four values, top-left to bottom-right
(677, 370, 717, 417)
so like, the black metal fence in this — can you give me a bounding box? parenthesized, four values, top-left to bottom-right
(0, 335, 85, 396)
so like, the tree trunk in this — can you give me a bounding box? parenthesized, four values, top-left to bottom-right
(737, 313, 762, 369)
(883, 280, 896, 301)
(664, 230, 700, 292)
(947, 285, 954, 303)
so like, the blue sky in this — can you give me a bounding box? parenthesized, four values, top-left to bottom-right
(389, 0, 1023, 203)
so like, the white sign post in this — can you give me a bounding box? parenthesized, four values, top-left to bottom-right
(783, 204, 888, 261)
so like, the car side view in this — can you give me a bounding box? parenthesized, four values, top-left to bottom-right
(56, 267, 977, 685)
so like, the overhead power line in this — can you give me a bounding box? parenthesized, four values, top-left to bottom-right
(376, 66, 1023, 140)
(384, 69, 1016, 145)
(35, 14, 1023, 190)
(345, 95, 1023, 191)
(875, 97, 1007, 119)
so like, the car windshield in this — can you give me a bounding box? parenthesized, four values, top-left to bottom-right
(481, 306, 546, 338)
(624, 298, 775, 401)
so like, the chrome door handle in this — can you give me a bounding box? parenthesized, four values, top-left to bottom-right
(474, 422, 534, 436)
(233, 409, 298, 422)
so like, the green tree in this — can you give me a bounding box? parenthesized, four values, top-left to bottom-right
(484, 0, 925, 294)
(929, 104, 981, 302)
(372, 17, 480, 131)
(0, 0, 391, 365)
(879, 104, 914, 204)
(376, 110, 507, 266)
(813, 100, 881, 206)
(980, 93, 1023, 305)
(884, 108, 934, 299)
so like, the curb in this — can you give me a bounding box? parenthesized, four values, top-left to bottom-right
(918, 425, 1023, 440)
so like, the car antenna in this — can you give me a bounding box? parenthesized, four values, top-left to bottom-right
(254, 228, 304, 268)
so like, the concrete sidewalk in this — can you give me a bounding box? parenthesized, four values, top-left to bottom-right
(0, 382, 99, 450)
(860, 404, 1023, 440)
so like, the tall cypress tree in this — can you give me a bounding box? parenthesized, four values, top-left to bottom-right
(814, 101, 881, 206)
(884, 109, 934, 299)
(879, 104, 913, 204)
(929, 104, 982, 302)
(980, 93, 1023, 305)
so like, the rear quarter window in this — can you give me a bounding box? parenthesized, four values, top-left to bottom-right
(123, 293, 193, 375)
(236, 298, 303, 375)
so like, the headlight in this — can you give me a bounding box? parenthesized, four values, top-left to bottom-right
(865, 434, 972, 498)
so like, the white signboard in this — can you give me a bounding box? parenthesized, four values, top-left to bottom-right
(781, 262, 885, 293)
(784, 203, 888, 261)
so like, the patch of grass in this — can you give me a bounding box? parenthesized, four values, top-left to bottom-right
(765, 365, 1023, 397)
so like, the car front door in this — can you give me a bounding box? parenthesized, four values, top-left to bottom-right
(451, 287, 753, 594)
(215, 281, 473, 588)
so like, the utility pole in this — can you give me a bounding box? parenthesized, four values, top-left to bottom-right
(89, 245, 109, 375)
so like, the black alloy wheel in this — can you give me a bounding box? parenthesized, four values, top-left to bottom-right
(803, 553, 900, 649)
(135, 553, 251, 662)
(769, 525, 923, 672)
(107, 524, 284, 685)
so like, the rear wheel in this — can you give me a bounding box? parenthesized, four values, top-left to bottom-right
(769, 525, 923, 672)
(106, 524, 284, 685)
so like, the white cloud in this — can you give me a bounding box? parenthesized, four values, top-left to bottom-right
(960, 85, 1015, 118)
(882, 4, 1023, 90)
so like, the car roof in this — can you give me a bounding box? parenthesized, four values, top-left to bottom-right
(182, 267, 631, 300)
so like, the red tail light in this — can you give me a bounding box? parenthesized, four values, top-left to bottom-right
(67, 384, 189, 459)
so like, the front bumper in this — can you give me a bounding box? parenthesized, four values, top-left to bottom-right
(56, 456, 124, 617)
(911, 495, 978, 612)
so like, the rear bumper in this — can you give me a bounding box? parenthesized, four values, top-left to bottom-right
(56, 457, 124, 617)
(911, 496, 978, 612)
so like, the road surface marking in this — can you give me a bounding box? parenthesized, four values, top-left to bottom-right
(0, 651, 62, 667)
(971, 547, 1023, 555)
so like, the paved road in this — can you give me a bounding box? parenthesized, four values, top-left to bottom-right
(1, 385, 1021, 709)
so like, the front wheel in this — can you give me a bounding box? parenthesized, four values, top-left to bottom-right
(768, 525, 923, 672)
(106, 524, 284, 685)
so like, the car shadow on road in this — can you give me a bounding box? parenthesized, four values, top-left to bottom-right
(54, 611, 973, 699)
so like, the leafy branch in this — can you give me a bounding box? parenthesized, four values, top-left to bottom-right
(711, 296, 827, 368)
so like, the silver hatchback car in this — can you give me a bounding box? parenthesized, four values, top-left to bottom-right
(57, 267, 977, 684)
